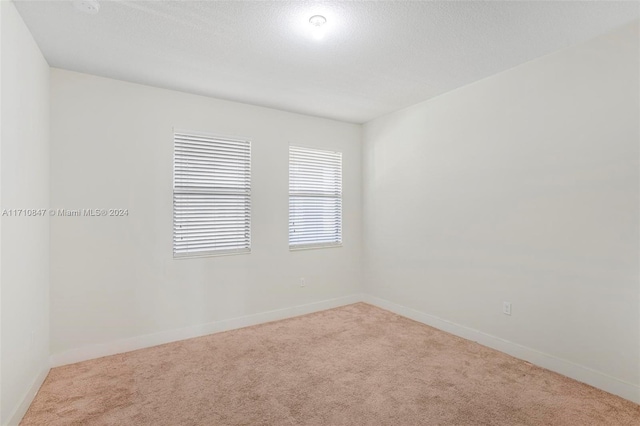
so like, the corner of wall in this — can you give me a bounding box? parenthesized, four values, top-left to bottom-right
(4, 367, 50, 426)
(0, 1, 52, 424)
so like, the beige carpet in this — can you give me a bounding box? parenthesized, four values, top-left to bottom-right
(21, 303, 640, 425)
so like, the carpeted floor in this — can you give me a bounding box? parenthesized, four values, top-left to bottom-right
(21, 303, 640, 425)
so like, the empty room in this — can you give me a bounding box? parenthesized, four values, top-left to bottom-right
(1, 0, 639, 425)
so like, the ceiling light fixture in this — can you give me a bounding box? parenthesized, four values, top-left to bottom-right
(309, 15, 327, 27)
(74, 0, 100, 15)
(309, 15, 327, 40)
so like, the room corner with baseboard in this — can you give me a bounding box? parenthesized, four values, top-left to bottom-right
(1, 1, 639, 425)
(1, 1, 51, 425)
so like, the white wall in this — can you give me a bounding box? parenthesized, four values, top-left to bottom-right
(363, 22, 639, 400)
(0, 1, 51, 424)
(49, 69, 362, 361)
(1, 1, 3, 420)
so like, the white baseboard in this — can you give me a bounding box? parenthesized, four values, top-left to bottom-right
(363, 294, 640, 404)
(5, 366, 50, 426)
(50, 294, 364, 368)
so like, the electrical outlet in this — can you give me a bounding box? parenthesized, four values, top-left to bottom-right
(503, 301, 512, 316)
(300, 278, 306, 288)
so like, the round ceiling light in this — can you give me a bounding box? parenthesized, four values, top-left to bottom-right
(74, 0, 100, 15)
(309, 15, 327, 27)
(309, 15, 327, 40)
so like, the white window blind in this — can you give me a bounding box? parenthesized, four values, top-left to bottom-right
(173, 130, 251, 257)
(289, 146, 342, 249)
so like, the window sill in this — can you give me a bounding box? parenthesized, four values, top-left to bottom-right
(173, 248, 251, 259)
(289, 243, 342, 252)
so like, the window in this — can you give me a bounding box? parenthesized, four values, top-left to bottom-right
(173, 130, 251, 257)
(289, 146, 342, 249)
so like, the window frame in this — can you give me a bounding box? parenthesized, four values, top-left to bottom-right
(173, 129, 252, 259)
(288, 145, 343, 251)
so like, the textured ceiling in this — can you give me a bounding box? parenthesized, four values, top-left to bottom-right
(14, 0, 640, 123)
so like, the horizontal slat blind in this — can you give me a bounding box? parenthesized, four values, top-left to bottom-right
(289, 146, 342, 249)
(174, 131, 251, 257)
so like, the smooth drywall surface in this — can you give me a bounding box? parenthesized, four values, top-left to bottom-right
(363, 22, 639, 391)
(49, 69, 362, 357)
(1, 1, 51, 424)
(0, 2, 3, 422)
